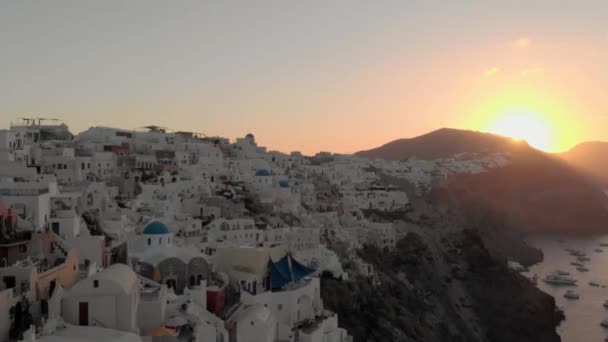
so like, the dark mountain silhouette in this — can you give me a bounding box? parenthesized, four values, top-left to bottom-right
(560, 141, 608, 185)
(356, 128, 520, 160)
(357, 128, 608, 234)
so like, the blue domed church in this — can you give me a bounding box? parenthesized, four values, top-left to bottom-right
(129, 221, 211, 294)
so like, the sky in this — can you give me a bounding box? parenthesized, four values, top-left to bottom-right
(1, 1, 607, 154)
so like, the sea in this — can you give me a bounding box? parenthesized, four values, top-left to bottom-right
(526, 235, 608, 342)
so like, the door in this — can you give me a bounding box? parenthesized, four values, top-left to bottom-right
(51, 222, 60, 235)
(79, 302, 89, 326)
(49, 280, 56, 297)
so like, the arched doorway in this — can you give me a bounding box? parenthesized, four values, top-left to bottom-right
(165, 278, 177, 290)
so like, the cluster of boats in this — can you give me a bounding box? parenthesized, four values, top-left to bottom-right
(548, 239, 608, 338)
(566, 248, 591, 272)
(559, 242, 608, 334)
(542, 271, 577, 286)
(540, 271, 584, 299)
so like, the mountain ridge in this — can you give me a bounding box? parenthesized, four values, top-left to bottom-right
(356, 128, 608, 234)
(356, 127, 529, 160)
(559, 140, 608, 185)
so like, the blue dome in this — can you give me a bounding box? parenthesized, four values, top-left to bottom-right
(143, 221, 169, 235)
(279, 180, 289, 188)
(255, 169, 271, 177)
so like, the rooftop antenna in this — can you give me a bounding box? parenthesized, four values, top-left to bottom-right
(19, 117, 34, 125)
(141, 125, 168, 133)
(35, 117, 60, 126)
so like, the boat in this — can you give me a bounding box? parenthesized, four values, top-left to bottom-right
(571, 261, 584, 267)
(601, 319, 608, 328)
(576, 266, 590, 272)
(542, 273, 577, 285)
(577, 256, 591, 261)
(603, 300, 608, 308)
(564, 290, 580, 299)
(600, 242, 608, 247)
(589, 281, 600, 287)
(555, 270, 570, 276)
(596, 248, 604, 253)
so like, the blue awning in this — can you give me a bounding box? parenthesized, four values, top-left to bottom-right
(268, 258, 291, 289)
(267, 254, 316, 290)
(291, 256, 316, 281)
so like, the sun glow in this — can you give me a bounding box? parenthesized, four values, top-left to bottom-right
(464, 85, 584, 153)
(486, 110, 555, 151)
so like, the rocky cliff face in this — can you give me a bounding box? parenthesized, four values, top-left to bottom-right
(322, 229, 561, 342)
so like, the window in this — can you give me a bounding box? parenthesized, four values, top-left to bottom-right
(277, 304, 283, 311)
(93, 280, 99, 288)
(147, 238, 151, 246)
(18, 245, 27, 253)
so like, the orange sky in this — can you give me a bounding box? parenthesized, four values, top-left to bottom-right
(1, 2, 607, 155)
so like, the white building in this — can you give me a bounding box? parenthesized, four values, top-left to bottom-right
(62, 264, 140, 333)
(0, 177, 58, 229)
(227, 304, 278, 342)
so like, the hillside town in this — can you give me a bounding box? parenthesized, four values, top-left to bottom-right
(0, 119, 514, 342)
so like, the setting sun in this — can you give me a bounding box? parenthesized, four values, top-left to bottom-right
(464, 83, 585, 153)
(486, 110, 555, 151)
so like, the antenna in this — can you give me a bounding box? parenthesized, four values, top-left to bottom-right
(35, 117, 60, 125)
(141, 125, 168, 133)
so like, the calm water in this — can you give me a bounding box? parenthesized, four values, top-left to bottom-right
(526, 235, 608, 342)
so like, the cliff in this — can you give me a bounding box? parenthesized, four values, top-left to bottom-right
(322, 229, 561, 342)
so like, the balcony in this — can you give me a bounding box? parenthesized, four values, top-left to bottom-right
(50, 209, 76, 219)
(0, 187, 49, 196)
(0, 231, 32, 247)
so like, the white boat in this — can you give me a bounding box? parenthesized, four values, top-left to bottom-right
(589, 281, 600, 287)
(555, 270, 570, 276)
(577, 256, 591, 261)
(571, 261, 584, 267)
(601, 320, 608, 328)
(564, 290, 580, 299)
(576, 266, 590, 272)
(596, 248, 604, 253)
(600, 242, 608, 247)
(543, 273, 577, 285)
